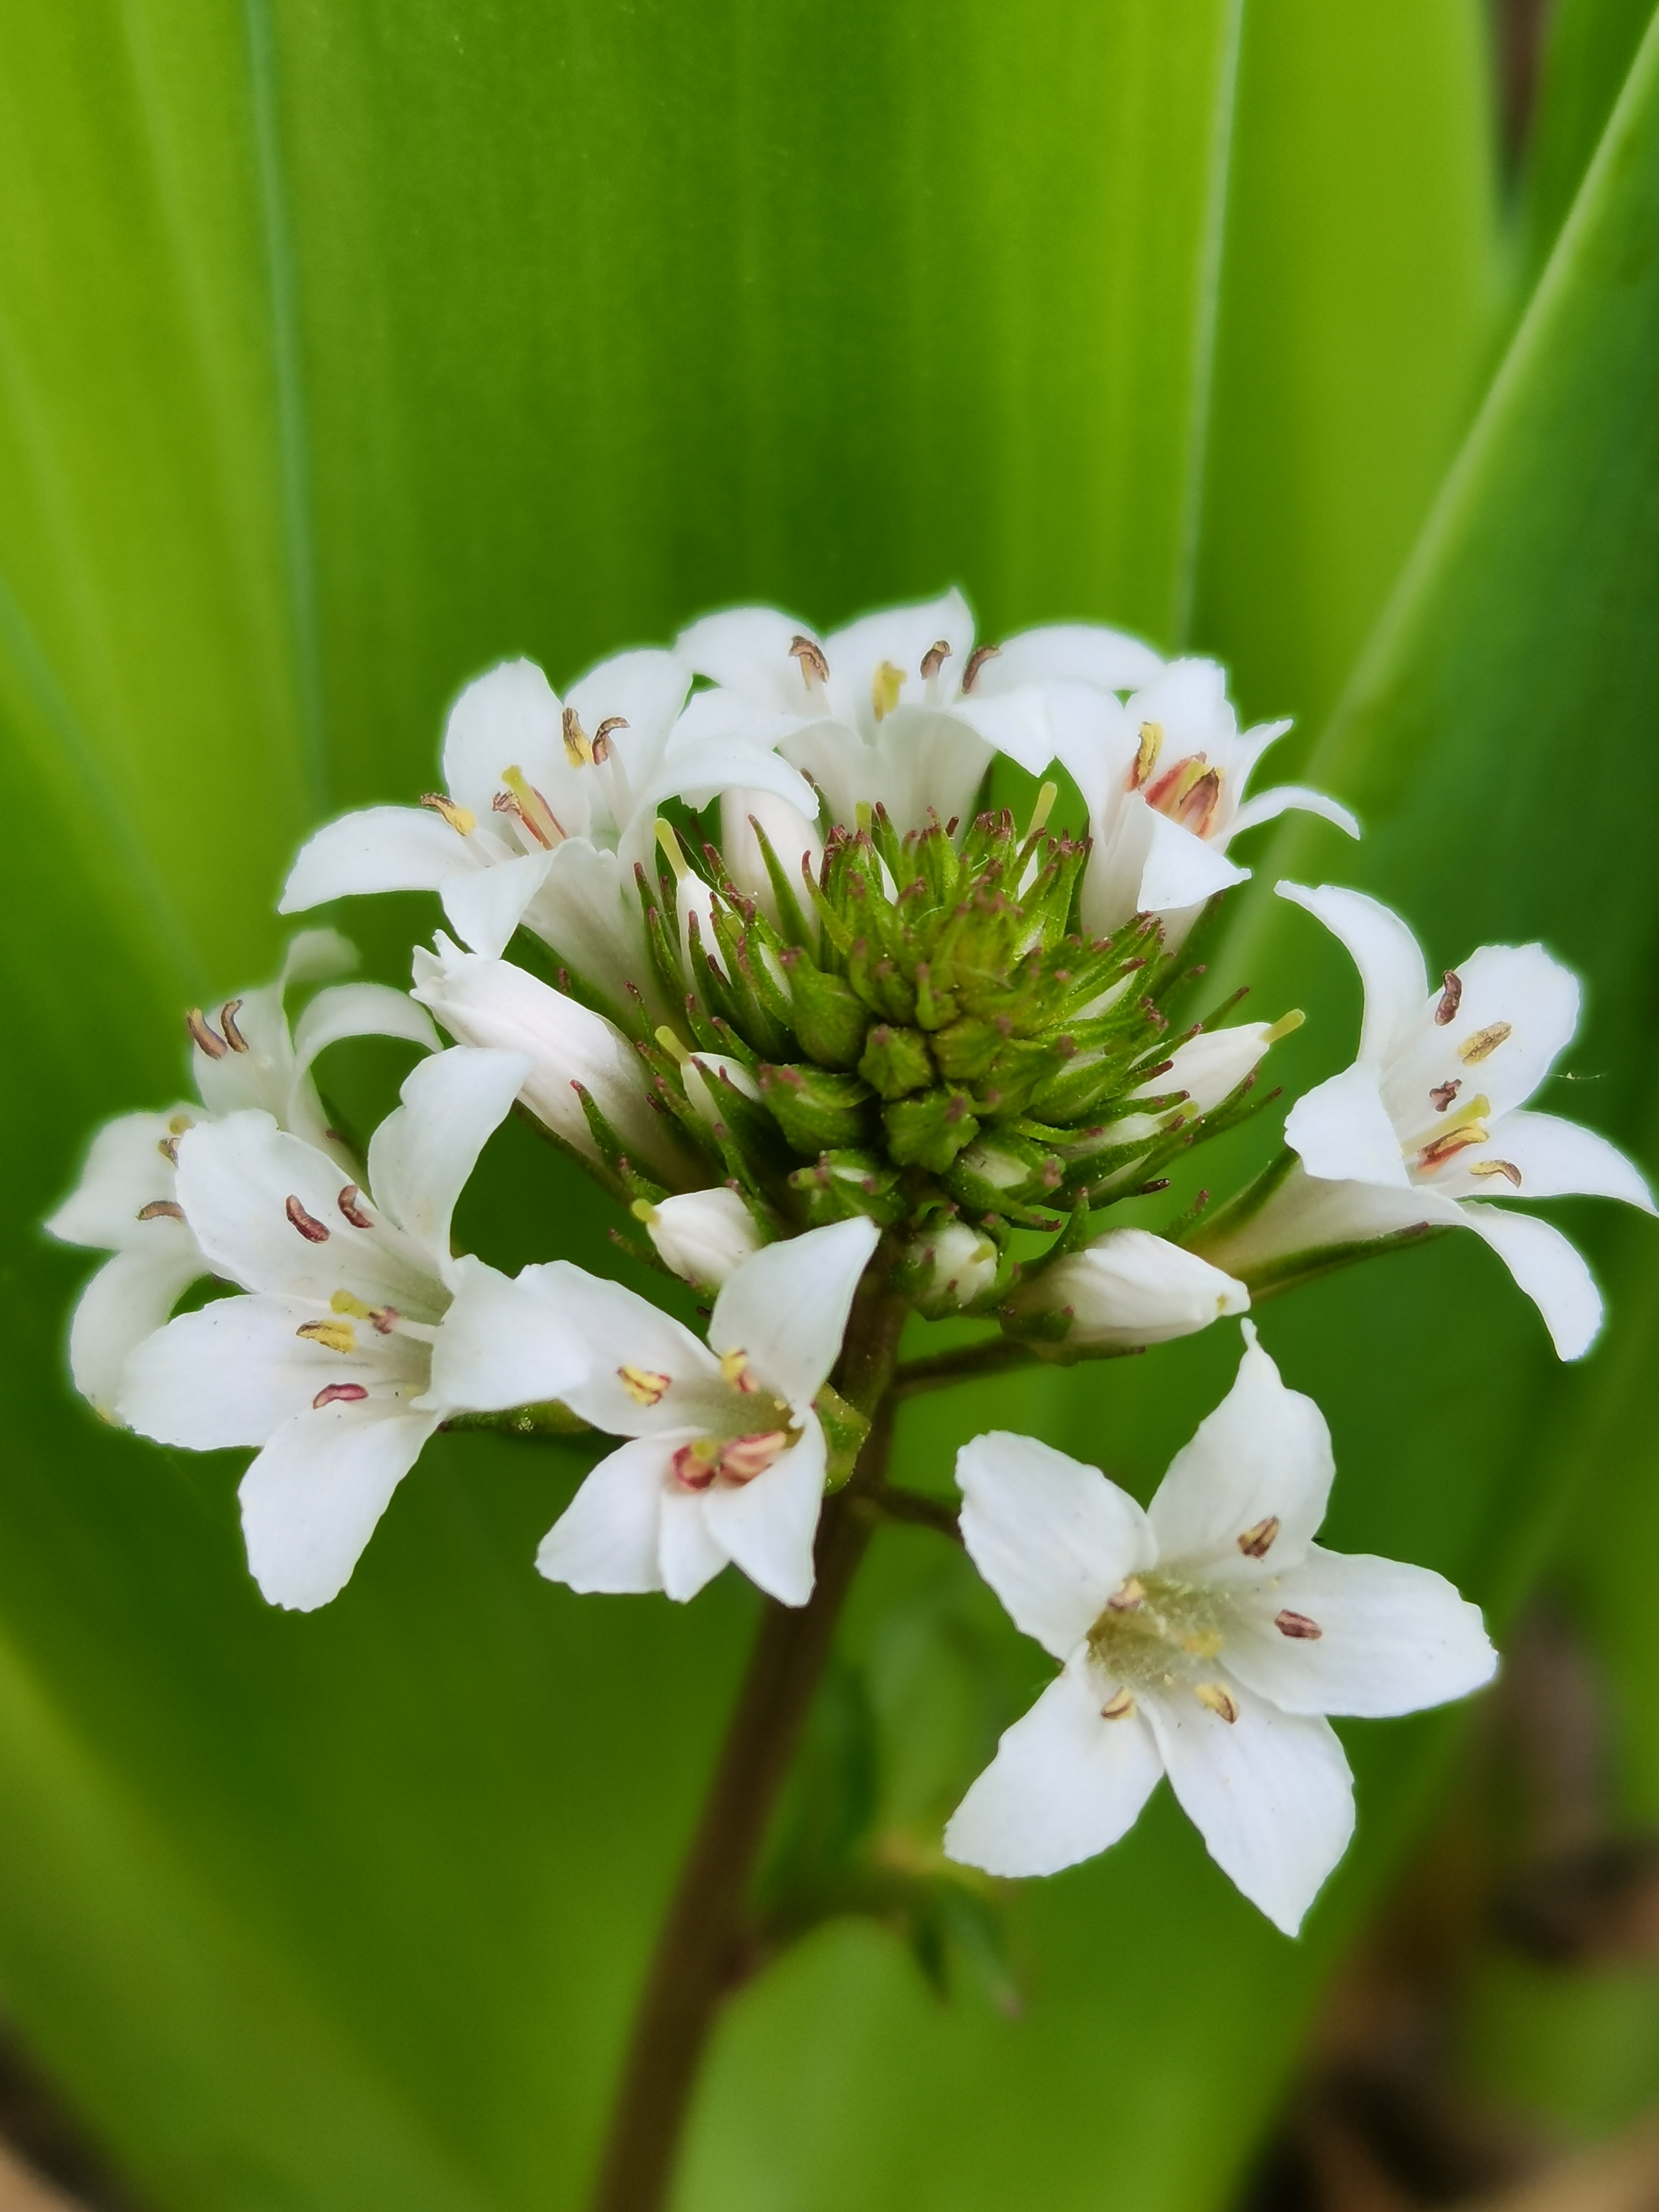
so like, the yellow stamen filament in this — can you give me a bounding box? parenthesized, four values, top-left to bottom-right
(655, 819, 690, 880)
(298, 1318, 357, 1354)
(653, 1024, 691, 1066)
(619, 1364, 672, 1407)
(1262, 1009, 1305, 1046)
(1458, 1021, 1513, 1066)
(1025, 781, 1058, 840)
(871, 661, 904, 721)
(500, 766, 564, 847)
(1099, 1688, 1136, 1721)
(421, 792, 477, 835)
(1195, 1683, 1239, 1723)
(1128, 721, 1163, 790)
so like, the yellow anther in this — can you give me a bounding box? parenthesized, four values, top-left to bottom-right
(1107, 1576, 1146, 1612)
(871, 661, 904, 721)
(1458, 1021, 1513, 1066)
(655, 819, 689, 880)
(1026, 781, 1058, 840)
(421, 792, 477, 836)
(1129, 721, 1163, 790)
(719, 1348, 758, 1394)
(1262, 1009, 1305, 1046)
(1099, 1688, 1136, 1721)
(562, 705, 593, 767)
(330, 1289, 376, 1319)
(298, 1318, 357, 1354)
(618, 1364, 672, 1407)
(1194, 1682, 1239, 1723)
(500, 766, 563, 847)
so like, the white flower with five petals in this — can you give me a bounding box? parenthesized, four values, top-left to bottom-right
(119, 1048, 535, 1611)
(431, 1216, 880, 1607)
(944, 1325, 1495, 1933)
(47, 931, 439, 1417)
(1194, 884, 1656, 1360)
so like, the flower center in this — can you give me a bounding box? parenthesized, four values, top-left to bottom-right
(1085, 1571, 1230, 1695)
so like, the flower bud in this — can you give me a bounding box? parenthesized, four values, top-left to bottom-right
(411, 936, 698, 1187)
(1005, 1227, 1248, 1349)
(635, 1188, 766, 1289)
(905, 1219, 999, 1316)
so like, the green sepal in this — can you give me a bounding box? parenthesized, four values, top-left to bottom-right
(442, 1400, 593, 1438)
(747, 817, 819, 952)
(757, 1064, 878, 1151)
(858, 1022, 935, 1100)
(778, 952, 868, 1069)
(786, 1149, 908, 1229)
(814, 1383, 871, 1491)
(882, 1086, 981, 1172)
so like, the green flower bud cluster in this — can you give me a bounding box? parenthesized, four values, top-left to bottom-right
(610, 803, 1265, 1302)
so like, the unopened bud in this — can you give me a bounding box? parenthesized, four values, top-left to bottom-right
(1005, 1227, 1248, 1349)
(757, 1063, 878, 1152)
(634, 1188, 766, 1289)
(905, 1219, 998, 1317)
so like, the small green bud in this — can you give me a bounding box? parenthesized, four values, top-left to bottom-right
(780, 954, 869, 1069)
(858, 1022, 935, 1100)
(758, 1063, 878, 1152)
(883, 1085, 981, 1172)
(786, 1148, 908, 1227)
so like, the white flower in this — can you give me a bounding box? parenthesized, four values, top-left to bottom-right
(47, 931, 440, 1417)
(410, 934, 701, 1190)
(280, 650, 814, 1014)
(1200, 883, 1656, 1360)
(119, 1048, 540, 1611)
(905, 1218, 1000, 1317)
(1049, 659, 1357, 940)
(633, 1187, 767, 1289)
(1008, 1228, 1249, 1349)
(945, 1325, 1495, 1933)
(433, 1216, 881, 1607)
(676, 590, 1161, 857)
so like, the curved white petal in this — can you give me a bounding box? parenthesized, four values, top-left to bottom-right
(675, 606, 815, 714)
(1276, 883, 1429, 1066)
(643, 1188, 767, 1290)
(709, 1215, 879, 1407)
(120, 1294, 360, 1448)
(280, 805, 480, 914)
(565, 647, 691, 789)
(291, 983, 441, 1077)
(702, 1416, 827, 1608)
(441, 658, 569, 823)
(1161, 1024, 1274, 1114)
(47, 1108, 194, 1250)
(1137, 805, 1249, 914)
(943, 1664, 1163, 1877)
(956, 1431, 1152, 1659)
(240, 1399, 440, 1611)
(279, 928, 357, 988)
(1433, 1107, 1656, 1210)
(950, 687, 1055, 774)
(495, 1261, 724, 1436)
(981, 622, 1164, 697)
(524, 841, 652, 1018)
(438, 849, 555, 960)
(649, 734, 818, 820)
(365, 1046, 528, 1270)
(1192, 1160, 1460, 1282)
(1286, 1062, 1411, 1189)
(1382, 942, 1583, 1132)
(824, 589, 975, 721)
(1457, 1202, 1603, 1360)
(1228, 1547, 1497, 1718)
(537, 1435, 677, 1594)
(1046, 681, 1138, 803)
(421, 1254, 590, 1414)
(1143, 1683, 1354, 1935)
(1021, 1233, 1248, 1351)
(719, 789, 824, 918)
(1148, 1327, 1334, 1579)
(658, 1484, 732, 1602)
(1125, 658, 1236, 750)
(1227, 785, 1359, 842)
(67, 1245, 207, 1418)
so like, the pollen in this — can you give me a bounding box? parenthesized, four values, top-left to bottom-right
(1430, 1079, 1462, 1113)
(871, 661, 904, 721)
(1238, 1515, 1280, 1558)
(562, 706, 593, 767)
(312, 1382, 369, 1409)
(1416, 1123, 1488, 1172)
(1108, 1577, 1146, 1611)
(618, 1364, 672, 1407)
(719, 1348, 758, 1394)
(1128, 721, 1163, 790)
(1194, 1682, 1239, 1723)
(297, 1317, 356, 1354)
(136, 1199, 185, 1222)
(1458, 1021, 1512, 1065)
(421, 792, 477, 836)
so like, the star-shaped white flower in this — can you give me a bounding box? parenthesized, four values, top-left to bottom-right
(1200, 883, 1655, 1360)
(944, 1326, 1495, 1933)
(280, 649, 814, 1016)
(1051, 659, 1357, 940)
(119, 1047, 540, 1611)
(432, 1215, 880, 1606)
(47, 930, 439, 1417)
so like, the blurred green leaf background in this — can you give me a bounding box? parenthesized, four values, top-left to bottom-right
(3, 1, 1659, 2206)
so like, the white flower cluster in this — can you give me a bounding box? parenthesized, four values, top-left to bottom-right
(48, 590, 1654, 1934)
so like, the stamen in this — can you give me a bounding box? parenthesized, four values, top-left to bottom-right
(1146, 756, 1222, 835)
(1025, 781, 1058, 840)
(871, 661, 904, 721)
(1430, 1079, 1461, 1113)
(337, 1184, 373, 1228)
(1469, 1159, 1523, 1187)
(421, 792, 477, 835)
(719, 1348, 758, 1394)
(1107, 1576, 1145, 1611)
(961, 643, 1000, 693)
(313, 1382, 368, 1409)
(630, 1197, 661, 1226)
(220, 999, 250, 1053)
(297, 1317, 356, 1354)
(1128, 721, 1163, 790)
(653, 1024, 691, 1066)
(562, 706, 593, 767)
(1274, 1610, 1322, 1640)
(654, 820, 689, 881)
(1237, 1515, 1279, 1558)
(718, 1430, 787, 1484)
(330, 1289, 374, 1319)
(919, 639, 951, 679)
(1416, 1123, 1488, 1172)
(500, 766, 564, 847)
(156, 1136, 180, 1166)
(788, 635, 830, 688)
(1262, 1010, 1305, 1046)
(1194, 1683, 1239, 1723)
(592, 716, 628, 764)
(167, 1114, 192, 1135)
(1099, 1688, 1136, 1721)
(1458, 1021, 1512, 1066)
(286, 1194, 330, 1242)
(1435, 970, 1463, 1025)
(618, 1364, 672, 1407)
(137, 1199, 185, 1222)
(186, 1008, 228, 1059)
(671, 1439, 721, 1491)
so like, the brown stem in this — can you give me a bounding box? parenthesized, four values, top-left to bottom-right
(587, 1291, 904, 2212)
(891, 1335, 1040, 1396)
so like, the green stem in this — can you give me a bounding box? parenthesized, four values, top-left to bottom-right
(890, 1336, 1040, 1396)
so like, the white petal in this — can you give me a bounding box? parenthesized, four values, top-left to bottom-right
(439, 850, 555, 960)
(1227, 785, 1359, 841)
(1147, 1327, 1334, 1578)
(642, 1188, 767, 1289)
(658, 1484, 732, 1602)
(1285, 1062, 1411, 1188)
(279, 928, 358, 988)
(1275, 883, 1428, 1066)
(240, 1399, 440, 1611)
(365, 1046, 528, 1269)
(489, 1261, 725, 1436)
(536, 1435, 676, 1594)
(525, 841, 652, 1018)
(290, 982, 441, 1077)
(47, 1108, 194, 1250)
(1046, 682, 1138, 805)
(1017, 1232, 1248, 1351)
(423, 1253, 593, 1414)
(565, 647, 691, 791)
(1125, 658, 1236, 750)
(1382, 943, 1584, 1132)
(1191, 1159, 1461, 1282)
(675, 607, 816, 714)
(1433, 1107, 1656, 1209)
(943, 1665, 1163, 1877)
(1161, 1023, 1274, 1114)
(1227, 1547, 1496, 1718)
(650, 734, 818, 819)
(66, 1245, 207, 1418)
(702, 1417, 827, 1607)
(441, 659, 569, 823)
(949, 687, 1055, 774)
(1143, 1684, 1354, 1935)
(709, 1216, 879, 1406)
(280, 805, 480, 913)
(719, 789, 824, 917)
(1137, 804, 1249, 914)
(824, 589, 975, 712)
(956, 1431, 1153, 1660)
(981, 622, 1164, 697)
(120, 1294, 354, 1448)
(1456, 1202, 1603, 1360)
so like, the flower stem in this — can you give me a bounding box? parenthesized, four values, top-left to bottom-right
(587, 1290, 905, 2212)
